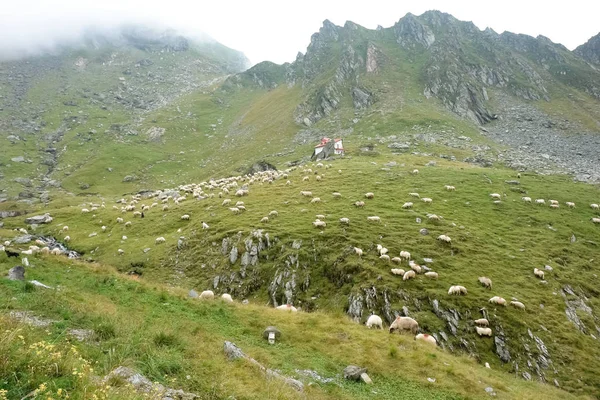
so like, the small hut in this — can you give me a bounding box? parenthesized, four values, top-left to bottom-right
(312, 137, 344, 160)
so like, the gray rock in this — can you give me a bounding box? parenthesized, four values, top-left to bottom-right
(68, 329, 94, 342)
(504, 180, 520, 185)
(13, 235, 33, 244)
(29, 280, 52, 289)
(387, 143, 410, 150)
(224, 341, 246, 361)
(229, 246, 238, 264)
(494, 335, 511, 362)
(343, 365, 367, 381)
(571, 234, 576, 243)
(426, 161, 437, 167)
(416, 217, 422, 223)
(188, 290, 199, 298)
(9, 311, 57, 327)
(11, 156, 25, 162)
(8, 266, 25, 281)
(360, 372, 373, 384)
(419, 228, 429, 235)
(14, 177, 32, 187)
(24, 213, 53, 224)
(122, 175, 137, 182)
(262, 326, 282, 340)
(485, 386, 497, 396)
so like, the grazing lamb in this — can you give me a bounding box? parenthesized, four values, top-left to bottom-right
(592, 218, 600, 224)
(117, 217, 124, 223)
(315, 175, 322, 182)
(133, 211, 142, 217)
(62, 226, 69, 232)
(489, 193, 501, 200)
(437, 235, 451, 243)
(522, 196, 532, 203)
(367, 216, 381, 223)
(510, 301, 525, 309)
(261, 217, 269, 223)
(64, 236, 71, 242)
(389, 316, 419, 334)
(118, 249, 125, 255)
(155, 237, 166, 244)
(125, 221, 132, 227)
(448, 285, 467, 295)
(535, 199, 546, 205)
(409, 261, 422, 274)
(269, 210, 279, 217)
(81, 208, 90, 213)
(402, 202, 413, 209)
(332, 192, 342, 199)
(354, 247, 363, 257)
(50, 248, 62, 256)
(474, 318, 489, 326)
(181, 214, 190, 220)
(221, 293, 233, 303)
(489, 296, 507, 306)
(428, 214, 441, 221)
(549, 200, 559, 205)
(366, 315, 383, 329)
(550, 204, 559, 209)
(339, 217, 350, 225)
(302, 176, 310, 182)
(300, 191, 313, 197)
(445, 185, 456, 191)
(400, 251, 411, 260)
(201, 221, 210, 230)
(379, 254, 391, 262)
(391, 268, 406, 276)
(365, 192, 375, 199)
(276, 304, 298, 312)
(377, 245, 388, 256)
(391, 257, 402, 264)
(411, 169, 419, 175)
(316, 214, 326, 220)
(591, 204, 600, 210)
(566, 202, 575, 208)
(421, 197, 433, 204)
(534, 268, 545, 279)
(310, 197, 322, 204)
(229, 207, 241, 214)
(222, 199, 232, 206)
(21, 249, 33, 255)
(101, 226, 107, 232)
(199, 290, 215, 300)
(403, 270, 416, 281)
(478, 277, 492, 289)
(424, 271, 438, 279)
(409, 192, 420, 198)
(354, 201, 365, 208)
(415, 333, 437, 346)
(476, 327, 492, 337)
(313, 220, 326, 228)
(162, 205, 169, 211)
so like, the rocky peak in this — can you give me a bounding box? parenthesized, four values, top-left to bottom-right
(393, 13, 436, 49)
(575, 32, 600, 65)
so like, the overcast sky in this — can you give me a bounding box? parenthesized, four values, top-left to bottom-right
(1, 0, 598, 64)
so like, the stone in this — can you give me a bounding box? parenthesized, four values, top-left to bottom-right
(24, 213, 53, 225)
(11, 156, 25, 162)
(360, 373, 373, 384)
(485, 386, 497, 396)
(387, 143, 410, 150)
(419, 228, 429, 235)
(22, 258, 29, 267)
(504, 180, 520, 185)
(122, 175, 137, 182)
(68, 329, 94, 342)
(29, 280, 52, 289)
(544, 265, 553, 271)
(14, 177, 32, 186)
(224, 341, 245, 361)
(229, 246, 238, 264)
(13, 235, 33, 244)
(8, 266, 25, 281)
(343, 365, 367, 381)
(416, 217, 422, 223)
(188, 290, 199, 298)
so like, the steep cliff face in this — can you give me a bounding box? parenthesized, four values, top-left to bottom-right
(575, 32, 600, 65)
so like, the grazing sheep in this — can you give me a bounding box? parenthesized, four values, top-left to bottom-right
(424, 271, 439, 279)
(445, 185, 456, 191)
(64, 236, 71, 242)
(489, 296, 507, 306)
(490, 193, 501, 200)
(40, 247, 50, 254)
(367, 216, 381, 223)
(389, 316, 419, 334)
(402, 202, 413, 209)
(411, 169, 419, 175)
(474, 318, 489, 326)
(117, 217, 124, 223)
(549, 200, 559, 205)
(235, 201, 244, 207)
(437, 234, 451, 243)
(510, 301, 525, 309)
(377, 245, 388, 255)
(332, 192, 342, 199)
(379, 254, 391, 263)
(592, 218, 600, 224)
(125, 221, 132, 227)
(269, 210, 279, 217)
(155, 237, 166, 244)
(448, 285, 467, 295)
(81, 208, 90, 213)
(181, 214, 190, 220)
(237, 205, 246, 211)
(229, 207, 241, 214)
(366, 315, 383, 329)
(400, 251, 411, 261)
(391, 257, 402, 264)
(421, 197, 433, 204)
(118, 249, 125, 255)
(313, 220, 326, 228)
(315, 175, 322, 182)
(391, 268, 406, 276)
(21, 249, 33, 255)
(354, 247, 363, 257)
(316, 214, 326, 219)
(286, 180, 291, 185)
(339, 217, 350, 225)
(162, 205, 169, 211)
(534, 268, 545, 279)
(550, 204, 559, 209)
(133, 211, 142, 217)
(199, 290, 215, 300)
(409, 261, 422, 274)
(591, 204, 600, 210)
(222, 199, 232, 206)
(403, 270, 416, 281)
(310, 197, 322, 204)
(476, 327, 493, 337)
(478, 277, 492, 289)
(261, 217, 269, 223)
(415, 333, 437, 346)
(62, 226, 69, 232)
(566, 202, 575, 208)
(302, 176, 310, 182)
(221, 293, 233, 303)
(276, 304, 298, 312)
(535, 199, 546, 205)
(428, 214, 441, 221)
(522, 196, 532, 203)
(354, 201, 365, 207)
(202, 221, 210, 230)
(409, 192, 420, 198)
(300, 191, 313, 197)
(365, 192, 374, 199)
(50, 248, 62, 256)
(101, 226, 107, 232)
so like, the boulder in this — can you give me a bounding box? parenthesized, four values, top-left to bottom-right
(8, 266, 25, 281)
(188, 290, 199, 298)
(224, 341, 246, 361)
(25, 213, 53, 225)
(13, 235, 33, 244)
(343, 365, 367, 381)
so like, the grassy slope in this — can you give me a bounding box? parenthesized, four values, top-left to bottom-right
(0, 256, 587, 400)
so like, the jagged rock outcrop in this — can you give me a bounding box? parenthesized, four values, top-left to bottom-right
(575, 32, 600, 65)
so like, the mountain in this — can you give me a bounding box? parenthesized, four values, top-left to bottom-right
(575, 32, 600, 65)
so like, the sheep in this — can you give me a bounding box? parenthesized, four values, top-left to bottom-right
(437, 235, 451, 243)
(409, 261, 422, 274)
(522, 196, 532, 203)
(315, 175, 322, 182)
(101, 226, 107, 232)
(367, 216, 381, 223)
(403, 270, 416, 281)
(379, 254, 391, 263)
(448, 285, 467, 295)
(474, 318, 489, 326)
(591, 204, 600, 210)
(566, 202, 575, 208)
(535, 199, 546, 205)
(391, 257, 402, 264)
(261, 217, 269, 223)
(409, 192, 420, 198)
(50, 248, 62, 256)
(550, 204, 559, 209)
(64, 236, 71, 242)
(365, 192, 374, 199)
(133, 211, 142, 217)
(415, 333, 437, 346)
(62, 226, 69, 232)
(155, 237, 166, 244)
(221, 293, 233, 303)
(592, 218, 600, 224)
(478, 277, 492, 289)
(222, 199, 232, 206)
(402, 202, 413, 209)
(269, 210, 279, 217)
(21, 249, 33, 255)
(300, 191, 313, 197)
(411, 169, 419, 175)
(332, 192, 342, 199)
(310, 197, 322, 204)
(313, 220, 326, 228)
(389, 316, 418, 334)
(315, 214, 326, 220)
(302, 176, 310, 182)
(400, 251, 411, 261)
(421, 197, 433, 204)
(116, 217, 124, 224)
(118, 249, 125, 255)
(476, 327, 493, 337)
(162, 205, 169, 211)
(81, 208, 90, 213)
(445, 185, 456, 191)
(490, 193, 501, 200)
(235, 201, 245, 207)
(181, 214, 190, 220)
(125, 221, 132, 227)
(489, 296, 507, 306)
(424, 271, 439, 279)
(18, 228, 28, 234)
(122, 236, 128, 240)
(229, 207, 241, 214)
(276, 304, 298, 312)
(391, 268, 406, 276)
(549, 200, 559, 205)
(428, 214, 441, 221)
(510, 301, 525, 309)
(377, 245, 388, 256)
(534, 268, 545, 279)
(237, 205, 246, 211)
(199, 290, 215, 300)
(40, 247, 50, 254)
(354, 201, 365, 208)
(286, 180, 291, 185)
(339, 217, 350, 225)
(366, 315, 383, 329)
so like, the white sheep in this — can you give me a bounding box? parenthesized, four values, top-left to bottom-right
(379, 254, 391, 263)
(550, 204, 559, 209)
(366, 315, 383, 329)
(339, 217, 350, 225)
(424, 271, 438, 279)
(476, 327, 492, 337)
(222, 199, 232, 206)
(549, 200, 559, 205)
(522, 196, 532, 202)
(300, 191, 313, 197)
(428, 214, 441, 221)
(64, 236, 71, 242)
(377, 245, 388, 256)
(81, 208, 90, 213)
(421, 197, 433, 204)
(409, 261, 422, 274)
(286, 180, 291, 185)
(269, 210, 279, 217)
(534, 268, 545, 279)
(474, 318, 489, 326)
(400, 251, 411, 261)
(101, 226, 107, 232)
(415, 333, 437, 346)
(229, 207, 241, 214)
(125, 221, 132, 227)
(315, 214, 326, 219)
(117, 217, 124, 224)
(478, 277, 492, 289)
(302, 176, 310, 182)
(391, 257, 402, 264)
(315, 175, 322, 182)
(591, 204, 600, 210)
(21, 249, 33, 255)
(199, 290, 215, 300)
(118, 249, 125, 255)
(354, 247, 363, 257)
(403, 270, 416, 281)
(221, 293, 233, 303)
(490, 193, 501, 200)
(181, 214, 190, 220)
(448, 285, 467, 295)
(313, 220, 326, 228)
(202, 221, 210, 230)
(162, 205, 169, 211)
(276, 304, 298, 312)
(565, 202, 575, 208)
(367, 216, 381, 223)
(411, 169, 419, 175)
(409, 192, 420, 198)
(261, 217, 269, 223)
(155, 237, 166, 244)
(489, 296, 507, 306)
(62, 226, 69, 232)
(391, 268, 406, 276)
(535, 199, 546, 205)
(510, 301, 525, 309)
(332, 192, 342, 199)
(310, 197, 321, 204)
(50, 248, 62, 256)
(354, 201, 365, 208)
(402, 202, 413, 209)
(365, 192, 374, 199)
(235, 201, 244, 207)
(445, 185, 456, 191)
(437, 235, 451, 243)
(133, 211, 142, 217)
